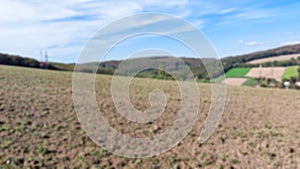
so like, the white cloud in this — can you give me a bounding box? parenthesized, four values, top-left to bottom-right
(238, 40, 261, 47)
(137, 0, 188, 7)
(245, 41, 260, 46)
(193, 20, 205, 28)
(232, 9, 274, 20)
(0, 0, 288, 63)
(0, 0, 192, 62)
(0, 0, 84, 24)
(88, 14, 197, 52)
(219, 7, 237, 14)
(216, 7, 276, 26)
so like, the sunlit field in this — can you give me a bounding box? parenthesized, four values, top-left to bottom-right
(1, 65, 300, 168)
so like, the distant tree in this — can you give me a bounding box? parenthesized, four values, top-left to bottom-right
(158, 64, 165, 79)
(97, 68, 114, 75)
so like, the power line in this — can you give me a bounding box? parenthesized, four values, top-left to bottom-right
(39, 50, 49, 69)
(45, 51, 48, 69)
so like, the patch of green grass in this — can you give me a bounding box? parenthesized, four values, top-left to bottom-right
(149, 157, 160, 165)
(167, 155, 177, 165)
(36, 145, 49, 155)
(0, 124, 10, 132)
(91, 149, 108, 158)
(270, 130, 279, 137)
(232, 130, 247, 139)
(37, 147, 47, 154)
(283, 66, 298, 79)
(230, 158, 240, 164)
(225, 68, 251, 78)
(1, 140, 13, 149)
(187, 128, 193, 135)
(243, 78, 258, 87)
(199, 159, 215, 167)
(56, 125, 67, 131)
(199, 152, 207, 159)
(219, 154, 226, 162)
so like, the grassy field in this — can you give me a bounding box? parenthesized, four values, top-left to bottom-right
(225, 68, 251, 78)
(1, 65, 300, 168)
(283, 66, 298, 79)
(242, 78, 258, 87)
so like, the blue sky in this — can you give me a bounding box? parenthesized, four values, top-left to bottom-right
(1, 0, 300, 63)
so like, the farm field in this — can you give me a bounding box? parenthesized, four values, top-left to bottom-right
(1, 65, 300, 168)
(246, 67, 286, 82)
(223, 66, 299, 86)
(242, 78, 259, 87)
(223, 78, 248, 86)
(283, 66, 298, 79)
(224, 68, 251, 78)
(247, 53, 300, 64)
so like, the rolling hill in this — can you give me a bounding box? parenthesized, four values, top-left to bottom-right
(224, 43, 300, 64)
(1, 43, 300, 81)
(247, 54, 300, 64)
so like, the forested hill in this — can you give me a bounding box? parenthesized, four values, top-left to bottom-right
(222, 43, 300, 69)
(0, 53, 79, 72)
(1, 43, 300, 79)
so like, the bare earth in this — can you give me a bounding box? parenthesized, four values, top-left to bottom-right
(1, 65, 300, 168)
(247, 54, 300, 64)
(223, 78, 248, 86)
(246, 67, 286, 82)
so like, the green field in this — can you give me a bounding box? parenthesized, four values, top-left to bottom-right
(225, 68, 251, 78)
(242, 78, 258, 87)
(283, 66, 298, 79)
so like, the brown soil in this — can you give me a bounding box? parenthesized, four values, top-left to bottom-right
(246, 67, 286, 82)
(1, 65, 300, 168)
(223, 78, 247, 86)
